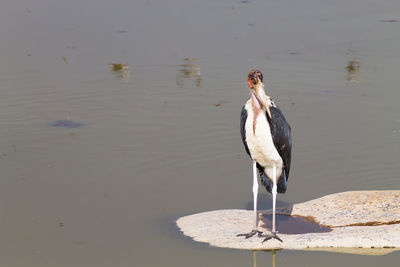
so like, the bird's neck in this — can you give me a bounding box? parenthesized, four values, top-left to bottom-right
(254, 83, 272, 109)
(250, 83, 273, 134)
(250, 90, 262, 134)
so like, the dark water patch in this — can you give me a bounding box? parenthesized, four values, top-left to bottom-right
(380, 19, 398, 23)
(49, 120, 86, 128)
(260, 214, 332, 234)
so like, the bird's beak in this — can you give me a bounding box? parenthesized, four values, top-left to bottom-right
(248, 77, 254, 88)
(252, 80, 272, 119)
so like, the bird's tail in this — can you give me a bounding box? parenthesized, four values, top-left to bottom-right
(259, 170, 272, 193)
(258, 168, 287, 194)
(277, 171, 287, 193)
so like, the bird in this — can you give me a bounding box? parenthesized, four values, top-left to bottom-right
(237, 69, 292, 242)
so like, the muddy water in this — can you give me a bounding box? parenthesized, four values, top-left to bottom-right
(1, 0, 400, 266)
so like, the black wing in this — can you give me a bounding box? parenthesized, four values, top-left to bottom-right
(240, 105, 251, 157)
(267, 105, 292, 180)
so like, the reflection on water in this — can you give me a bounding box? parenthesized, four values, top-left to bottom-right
(176, 58, 201, 87)
(253, 250, 277, 267)
(272, 250, 276, 267)
(346, 60, 361, 83)
(109, 63, 131, 81)
(251, 247, 396, 266)
(345, 44, 361, 83)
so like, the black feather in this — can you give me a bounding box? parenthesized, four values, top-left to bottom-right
(266, 105, 292, 193)
(257, 163, 272, 193)
(240, 105, 250, 156)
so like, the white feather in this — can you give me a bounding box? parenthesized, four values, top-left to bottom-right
(244, 100, 283, 180)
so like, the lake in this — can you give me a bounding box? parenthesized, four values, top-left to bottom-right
(1, 0, 400, 266)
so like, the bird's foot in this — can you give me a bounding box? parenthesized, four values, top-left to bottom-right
(236, 229, 262, 239)
(260, 231, 283, 243)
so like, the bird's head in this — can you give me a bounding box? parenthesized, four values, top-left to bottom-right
(247, 69, 272, 118)
(248, 69, 263, 89)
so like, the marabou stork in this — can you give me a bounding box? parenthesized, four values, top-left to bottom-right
(237, 69, 292, 242)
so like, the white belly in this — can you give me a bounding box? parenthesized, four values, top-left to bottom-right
(244, 101, 283, 178)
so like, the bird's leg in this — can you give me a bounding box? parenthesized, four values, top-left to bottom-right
(261, 164, 283, 243)
(272, 164, 277, 233)
(237, 160, 262, 238)
(252, 160, 258, 229)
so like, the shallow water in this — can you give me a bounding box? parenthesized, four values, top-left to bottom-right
(260, 214, 331, 235)
(1, 0, 400, 266)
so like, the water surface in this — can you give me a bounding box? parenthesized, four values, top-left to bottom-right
(1, 0, 400, 266)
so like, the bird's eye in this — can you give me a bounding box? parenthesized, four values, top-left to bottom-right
(256, 73, 263, 83)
